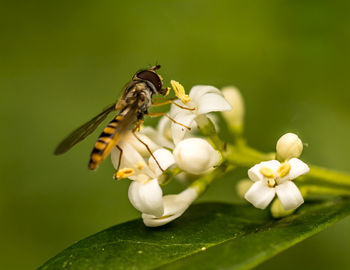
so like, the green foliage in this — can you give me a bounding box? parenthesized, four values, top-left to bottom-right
(39, 200, 350, 270)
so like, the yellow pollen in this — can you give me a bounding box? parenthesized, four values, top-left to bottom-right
(171, 80, 191, 104)
(260, 167, 275, 179)
(116, 168, 135, 179)
(278, 161, 291, 178)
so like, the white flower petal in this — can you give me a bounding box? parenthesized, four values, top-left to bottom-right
(189, 85, 222, 102)
(171, 111, 197, 144)
(173, 138, 220, 175)
(141, 120, 174, 149)
(148, 149, 175, 176)
(169, 100, 186, 117)
(196, 93, 232, 114)
(287, 158, 310, 179)
(157, 116, 172, 138)
(128, 179, 164, 217)
(111, 143, 143, 171)
(126, 132, 160, 157)
(279, 158, 310, 183)
(248, 160, 281, 182)
(244, 181, 276, 209)
(142, 188, 197, 227)
(276, 181, 304, 211)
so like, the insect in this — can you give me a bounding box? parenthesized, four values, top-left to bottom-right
(54, 65, 190, 172)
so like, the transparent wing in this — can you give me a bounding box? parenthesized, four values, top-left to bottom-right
(54, 104, 116, 155)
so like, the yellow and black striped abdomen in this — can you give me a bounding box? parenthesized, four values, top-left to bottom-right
(88, 114, 125, 170)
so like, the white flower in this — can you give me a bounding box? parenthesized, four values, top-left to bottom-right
(111, 136, 175, 217)
(221, 86, 244, 130)
(142, 187, 198, 227)
(173, 138, 220, 175)
(276, 133, 303, 161)
(170, 85, 232, 144)
(245, 158, 309, 211)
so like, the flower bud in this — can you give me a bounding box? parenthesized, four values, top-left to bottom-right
(221, 86, 244, 132)
(270, 198, 295, 218)
(173, 138, 220, 175)
(276, 133, 303, 161)
(236, 179, 253, 199)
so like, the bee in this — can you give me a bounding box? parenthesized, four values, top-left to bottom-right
(55, 65, 189, 172)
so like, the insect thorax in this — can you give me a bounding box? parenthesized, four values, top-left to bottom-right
(124, 82, 153, 120)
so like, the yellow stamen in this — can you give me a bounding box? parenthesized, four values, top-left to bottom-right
(278, 161, 291, 178)
(116, 168, 135, 179)
(171, 80, 191, 104)
(260, 167, 275, 179)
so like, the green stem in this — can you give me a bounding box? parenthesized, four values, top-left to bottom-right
(305, 165, 350, 188)
(190, 161, 233, 195)
(300, 185, 350, 197)
(225, 144, 275, 167)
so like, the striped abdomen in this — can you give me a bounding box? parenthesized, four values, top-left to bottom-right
(88, 114, 125, 170)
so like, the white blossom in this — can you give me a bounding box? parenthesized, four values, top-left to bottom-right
(111, 134, 175, 217)
(173, 138, 220, 175)
(142, 187, 198, 227)
(245, 158, 309, 211)
(170, 85, 232, 144)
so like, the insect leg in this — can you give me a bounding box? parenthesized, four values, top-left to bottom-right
(148, 112, 191, 130)
(113, 145, 124, 180)
(152, 98, 195, 111)
(131, 130, 164, 172)
(115, 145, 123, 171)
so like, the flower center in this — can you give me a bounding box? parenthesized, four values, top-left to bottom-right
(260, 167, 276, 187)
(171, 80, 191, 104)
(259, 161, 292, 188)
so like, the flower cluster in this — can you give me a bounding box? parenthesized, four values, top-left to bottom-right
(244, 133, 309, 211)
(112, 84, 231, 227)
(110, 81, 312, 227)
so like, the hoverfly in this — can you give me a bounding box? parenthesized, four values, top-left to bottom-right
(55, 65, 190, 172)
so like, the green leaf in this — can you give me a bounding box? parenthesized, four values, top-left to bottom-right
(39, 200, 350, 270)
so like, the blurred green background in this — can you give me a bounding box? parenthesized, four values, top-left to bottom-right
(1, 0, 350, 269)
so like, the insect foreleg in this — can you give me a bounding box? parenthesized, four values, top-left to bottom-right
(152, 99, 195, 111)
(148, 112, 191, 130)
(131, 130, 164, 172)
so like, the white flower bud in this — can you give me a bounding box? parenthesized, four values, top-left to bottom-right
(173, 138, 220, 175)
(221, 86, 244, 131)
(276, 133, 303, 161)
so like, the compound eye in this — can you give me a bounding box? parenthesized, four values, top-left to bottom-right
(136, 70, 162, 92)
